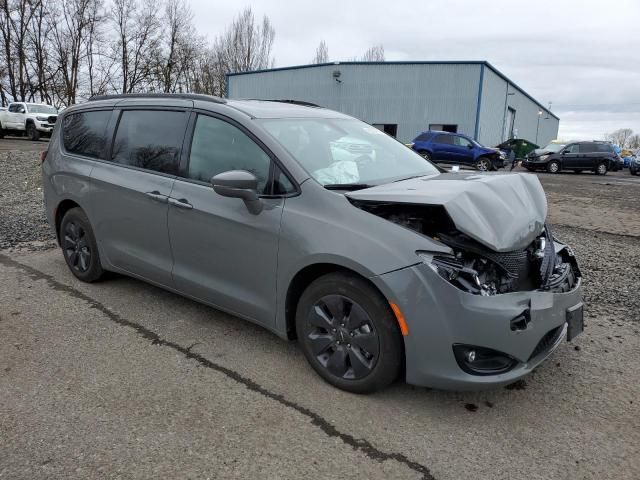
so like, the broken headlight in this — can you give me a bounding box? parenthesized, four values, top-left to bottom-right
(417, 251, 498, 296)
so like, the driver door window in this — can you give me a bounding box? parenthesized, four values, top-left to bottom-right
(454, 136, 473, 147)
(187, 114, 272, 193)
(564, 144, 579, 154)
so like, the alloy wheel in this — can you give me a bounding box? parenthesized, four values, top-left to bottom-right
(549, 162, 559, 173)
(597, 164, 607, 175)
(476, 159, 490, 171)
(63, 221, 91, 272)
(305, 294, 379, 380)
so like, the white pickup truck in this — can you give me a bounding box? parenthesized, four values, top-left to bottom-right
(0, 102, 59, 141)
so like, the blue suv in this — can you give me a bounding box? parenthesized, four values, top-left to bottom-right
(410, 131, 506, 170)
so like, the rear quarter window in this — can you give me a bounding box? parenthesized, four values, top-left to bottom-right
(62, 110, 111, 159)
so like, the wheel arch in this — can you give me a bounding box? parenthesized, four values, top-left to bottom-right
(54, 199, 82, 245)
(284, 262, 396, 342)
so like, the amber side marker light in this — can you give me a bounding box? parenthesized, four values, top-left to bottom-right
(389, 303, 409, 336)
(40, 150, 48, 164)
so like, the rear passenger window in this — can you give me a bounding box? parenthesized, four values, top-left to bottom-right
(434, 134, 453, 145)
(62, 110, 111, 159)
(415, 133, 431, 142)
(186, 114, 272, 193)
(111, 110, 186, 175)
(578, 143, 596, 153)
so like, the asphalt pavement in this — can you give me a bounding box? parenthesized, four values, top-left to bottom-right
(1, 250, 638, 479)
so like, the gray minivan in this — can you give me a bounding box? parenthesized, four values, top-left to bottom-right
(42, 94, 583, 393)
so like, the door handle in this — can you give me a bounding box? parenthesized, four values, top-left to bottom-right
(168, 197, 193, 210)
(145, 191, 168, 203)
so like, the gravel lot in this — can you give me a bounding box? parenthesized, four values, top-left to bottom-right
(1, 140, 639, 479)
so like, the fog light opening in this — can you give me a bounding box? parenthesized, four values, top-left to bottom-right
(453, 344, 517, 376)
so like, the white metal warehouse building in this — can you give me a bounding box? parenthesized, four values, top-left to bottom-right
(226, 61, 559, 146)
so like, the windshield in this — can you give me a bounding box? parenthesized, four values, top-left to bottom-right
(26, 104, 57, 114)
(259, 118, 440, 186)
(542, 143, 565, 152)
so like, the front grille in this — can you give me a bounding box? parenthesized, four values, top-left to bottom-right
(484, 250, 530, 278)
(528, 325, 564, 361)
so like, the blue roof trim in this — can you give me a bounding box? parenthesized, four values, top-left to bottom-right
(226, 60, 559, 121)
(474, 64, 485, 140)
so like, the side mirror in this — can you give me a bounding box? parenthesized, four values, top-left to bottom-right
(467, 144, 474, 149)
(561, 150, 567, 154)
(211, 170, 263, 214)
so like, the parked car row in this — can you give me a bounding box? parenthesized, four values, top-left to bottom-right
(0, 102, 58, 140)
(523, 141, 622, 175)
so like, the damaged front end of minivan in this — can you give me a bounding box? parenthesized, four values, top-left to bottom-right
(348, 199, 580, 297)
(346, 172, 581, 297)
(347, 172, 583, 389)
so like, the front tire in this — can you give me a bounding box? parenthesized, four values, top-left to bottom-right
(60, 207, 104, 282)
(419, 151, 432, 161)
(296, 272, 403, 394)
(547, 160, 560, 173)
(475, 157, 493, 171)
(27, 123, 40, 141)
(596, 162, 608, 175)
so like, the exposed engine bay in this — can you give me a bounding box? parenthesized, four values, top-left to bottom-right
(350, 201, 580, 296)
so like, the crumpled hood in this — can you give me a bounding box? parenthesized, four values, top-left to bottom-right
(346, 172, 547, 252)
(530, 148, 556, 157)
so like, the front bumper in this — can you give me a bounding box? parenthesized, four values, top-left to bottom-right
(523, 157, 544, 168)
(374, 259, 583, 390)
(34, 120, 54, 133)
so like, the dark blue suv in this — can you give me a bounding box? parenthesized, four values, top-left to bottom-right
(410, 131, 506, 170)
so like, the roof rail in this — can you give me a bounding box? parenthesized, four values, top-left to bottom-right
(250, 99, 321, 108)
(88, 93, 227, 104)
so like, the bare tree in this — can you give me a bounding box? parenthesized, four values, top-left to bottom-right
(605, 128, 634, 148)
(48, 0, 104, 106)
(627, 134, 640, 150)
(110, 0, 161, 94)
(0, 0, 39, 102)
(216, 7, 275, 74)
(362, 44, 385, 61)
(312, 40, 328, 64)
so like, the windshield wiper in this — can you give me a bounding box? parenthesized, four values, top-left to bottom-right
(324, 183, 373, 191)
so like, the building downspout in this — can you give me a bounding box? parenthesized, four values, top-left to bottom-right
(474, 64, 485, 141)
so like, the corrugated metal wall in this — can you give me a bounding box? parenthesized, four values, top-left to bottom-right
(228, 63, 481, 143)
(479, 67, 559, 147)
(228, 63, 559, 146)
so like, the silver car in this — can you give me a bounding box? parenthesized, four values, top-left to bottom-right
(42, 94, 583, 393)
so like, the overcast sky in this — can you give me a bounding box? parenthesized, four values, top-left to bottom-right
(191, 0, 640, 141)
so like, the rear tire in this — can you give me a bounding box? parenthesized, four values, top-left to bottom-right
(596, 162, 608, 175)
(547, 160, 560, 173)
(0, 125, 5, 139)
(295, 272, 403, 394)
(59, 207, 104, 282)
(27, 123, 40, 141)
